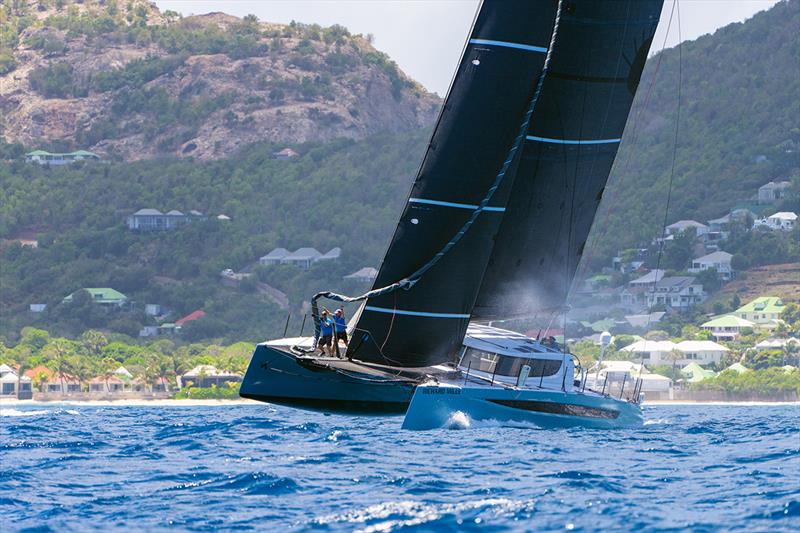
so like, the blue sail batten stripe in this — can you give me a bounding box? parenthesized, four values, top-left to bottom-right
(469, 38, 547, 54)
(525, 135, 622, 145)
(409, 198, 505, 212)
(364, 306, 471, 319)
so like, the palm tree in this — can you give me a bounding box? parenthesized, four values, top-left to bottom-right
(44, 339, 76, 393)
(665, 349, 684, 383)
(80, 330, 108, 355)
(98, 357, 117, 393)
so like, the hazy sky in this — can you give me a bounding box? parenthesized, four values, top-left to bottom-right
(156, 1, 780, 96)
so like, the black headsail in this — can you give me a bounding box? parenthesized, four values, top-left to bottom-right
(472, 0, 663, 319)
(345, 0, 662, 367)
(345, 0, 559, 367)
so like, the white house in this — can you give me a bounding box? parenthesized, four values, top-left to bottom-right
(689, 251, 734, 280)
(344, 267, 379, 283)
(282, 248, 323, 269)
(701, 315, 755, 341)
(29, 303, 47, 313)
(758, 181, 792, 203)
(127, 208, 190, 231)
(754, 211, 797, 231)
(755, 338, 800, 350)
(619, 340, 677, 365)
(259, 248, 290, 266)
(675, 340, 729, 365)
(645, 276, 705, 310)
(665, 220, 709, 237)
(317, 247, 342, 262)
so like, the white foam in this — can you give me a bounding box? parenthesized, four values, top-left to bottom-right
(0, 408, 50, 417)
(445, 411, 471, 430)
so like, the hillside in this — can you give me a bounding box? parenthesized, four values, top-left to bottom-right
(702, 264, 800, 311)
(585, 0, 800, 266)
(0, 1, 798, 344)
(0, 0, 439, 160)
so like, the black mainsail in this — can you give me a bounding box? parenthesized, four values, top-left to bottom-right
(346, 0, 663, 367)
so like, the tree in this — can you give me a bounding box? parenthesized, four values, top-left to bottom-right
(730, 294, 741, 311)
(44, 339, 77, 392)
(665, 349, 684, 381)
(81, 330, 109, 355)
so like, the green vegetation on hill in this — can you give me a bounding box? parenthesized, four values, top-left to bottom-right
(585, 0, 800, 267)
(0, 130, 428, 342)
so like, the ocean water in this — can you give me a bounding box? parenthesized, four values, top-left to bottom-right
(1, 403, 798, 532)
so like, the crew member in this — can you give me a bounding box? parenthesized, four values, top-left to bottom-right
(333, 308, 348, 358)
(318, 310, 333, 356)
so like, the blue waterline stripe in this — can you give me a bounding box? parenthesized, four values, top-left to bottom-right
(469, 38, 547, 54)
(364, 306, 470, 319)
(409, 198, 505, 212)
(526, 135, 622, 145)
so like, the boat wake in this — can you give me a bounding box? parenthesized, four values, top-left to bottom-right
(0, 408, 79, 417)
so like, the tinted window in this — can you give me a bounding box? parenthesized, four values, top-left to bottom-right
(461, 348, 562, 378)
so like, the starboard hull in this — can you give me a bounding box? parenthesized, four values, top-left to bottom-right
(401, 383, 643, 430)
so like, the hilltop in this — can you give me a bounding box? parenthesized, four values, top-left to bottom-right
(0, 0, 439, 160)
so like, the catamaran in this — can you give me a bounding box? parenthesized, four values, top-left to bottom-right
(241, 0, 664, 429)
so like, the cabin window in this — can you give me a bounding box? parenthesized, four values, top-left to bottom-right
(460, 348, 562, 378)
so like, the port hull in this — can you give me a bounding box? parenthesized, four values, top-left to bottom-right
(239, 344, 416, 415)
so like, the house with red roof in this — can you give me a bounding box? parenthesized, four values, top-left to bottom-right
(176, 310, 206, 327)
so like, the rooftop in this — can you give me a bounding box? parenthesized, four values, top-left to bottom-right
(693, 251, 733, 263)
(675, 340, 729, 352)
(701, 315, 755, 328)
(735, 296, 785, 315)
(767, 211, 797, 221)
(667, 220, 708, 230)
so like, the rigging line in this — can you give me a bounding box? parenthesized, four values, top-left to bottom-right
(641, 0, 683, 369)
(575, 0, 677, 284)
(307, 0, 567, 357)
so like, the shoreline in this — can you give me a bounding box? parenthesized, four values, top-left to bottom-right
(1, 398, 798, 407)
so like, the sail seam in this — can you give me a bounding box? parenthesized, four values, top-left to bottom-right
(409, 198, 506, 212)
(365, 306, 471, 319)
(469, 38, 547, 53)
(525, 135, 621, 145)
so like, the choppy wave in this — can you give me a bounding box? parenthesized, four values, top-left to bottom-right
(0, 403, 797, 531)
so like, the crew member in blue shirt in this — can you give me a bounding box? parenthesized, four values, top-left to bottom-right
(333, 308, 348, 358)
(318, 310, 334, 356)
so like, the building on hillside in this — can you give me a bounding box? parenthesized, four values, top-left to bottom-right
(674, 340, 729, 365)
(144, 304, 163, 316)
(272, 147, 299, 160)
(753, 211, 797, 231)
(726, 362, 750, 374)
(757, 181, 792, 203)
(755, 338, 800, 350)
(317, 247, 342, 262)
(282, 247, 322, 269)
(139, 326, 159, 337)
(217, 214, 231, 221)
(623, 312, 665, 329)
(689, 251, 734, 280)
(665, 220, 709, 237)
(63, 288, 128, 307)
(619, 340, 677, 365)
(629, 269, 665, 288)
(29, 303, 47, 313)
(179, 365, 242, 389)
(259, 248, 290, 266)
(127, 208, 191, 231)
(644, 276, 705, 310)
(344, 267, 379, 283)
(25, 150, 101, 165)
(701, 315, 755, 341)
(681, 362, 717, 383)
(734, 296, 786, 325)
(175, 310, 206, 327)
